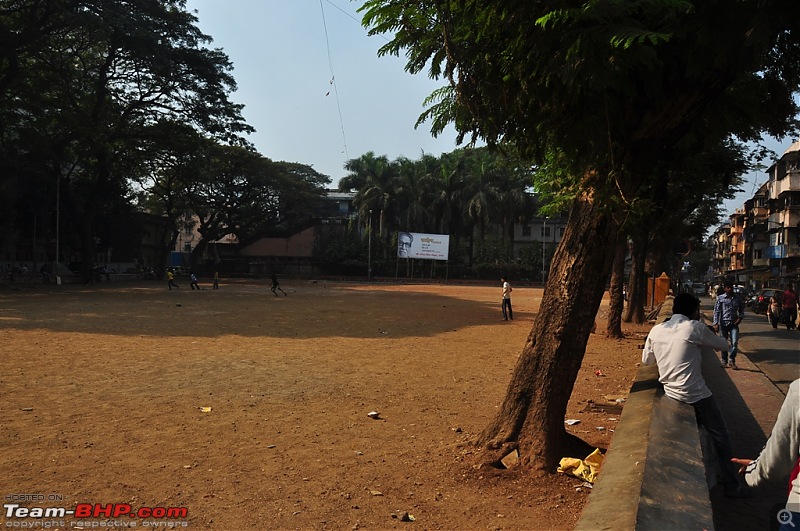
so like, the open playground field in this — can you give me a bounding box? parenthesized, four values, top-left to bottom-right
(0, 279, 648, 530)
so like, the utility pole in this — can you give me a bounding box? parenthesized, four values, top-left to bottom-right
(542, 217, 548, 284)
(368, 209, 372, 280)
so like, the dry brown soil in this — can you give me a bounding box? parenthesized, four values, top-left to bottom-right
(0, 279, 650, 530)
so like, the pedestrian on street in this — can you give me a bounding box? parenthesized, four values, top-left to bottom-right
(501, 276, 513, 321)
(768, 292, 783, 329)
(271, 273, 286, 297)
(731, 378, 800, 530)
(642, 293, 748, 498)
(713, 280, 744, 369)
(781, 285, 798, 330)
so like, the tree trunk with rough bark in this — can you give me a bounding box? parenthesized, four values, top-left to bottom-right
(606, 237, 627, 338)
(624, 236, 648, 324)
(475, 191, 620, 470)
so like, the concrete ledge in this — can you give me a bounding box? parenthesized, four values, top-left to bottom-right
(576, 364, 714, 530)
(636, 392, 713, 529)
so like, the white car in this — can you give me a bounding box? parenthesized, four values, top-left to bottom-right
(692, 283, 707, 296)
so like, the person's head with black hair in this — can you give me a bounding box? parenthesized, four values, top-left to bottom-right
(672, 293, 701, 320)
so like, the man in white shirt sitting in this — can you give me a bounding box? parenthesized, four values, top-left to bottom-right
(642, 293, 748, 497)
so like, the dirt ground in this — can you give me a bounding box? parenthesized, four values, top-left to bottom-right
(0, 279, 651, 530)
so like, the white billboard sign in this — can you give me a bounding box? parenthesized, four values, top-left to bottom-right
(397, 232, 449, 261)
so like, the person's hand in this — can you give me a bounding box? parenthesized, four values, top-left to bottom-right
(713, 324, 719, 333)
(731, 457, 752, 474)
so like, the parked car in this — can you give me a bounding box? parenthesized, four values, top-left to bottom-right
(752, 288, 778, 315)
(692, 283, 707, 296)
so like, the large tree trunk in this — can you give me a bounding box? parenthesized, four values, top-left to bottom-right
(190, 239, 209, 272)
(476, 191, 620, 470)
(624, 236, 648, 324)
(606, 236, 627, 338)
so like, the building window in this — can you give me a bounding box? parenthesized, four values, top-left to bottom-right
(522, 225, 531, 237)
(541, 226, 551, 238)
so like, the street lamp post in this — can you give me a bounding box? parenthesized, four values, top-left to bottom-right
(368, 209, 372, 280)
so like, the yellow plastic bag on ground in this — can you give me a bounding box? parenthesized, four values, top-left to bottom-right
(557, 448, 604, 483)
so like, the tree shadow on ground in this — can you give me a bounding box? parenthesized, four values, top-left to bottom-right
(0, 281, 541, 340)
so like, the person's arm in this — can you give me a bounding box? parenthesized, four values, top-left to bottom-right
(641, 335, 656, 366)
(698, 321, 730, 351)
(734, 380, 800, 488)
(712, 299, 721, 329)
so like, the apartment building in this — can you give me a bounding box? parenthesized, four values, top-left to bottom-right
(714, 140, 800, 288)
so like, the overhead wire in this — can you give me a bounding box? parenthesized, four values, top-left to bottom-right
(319, 0, 349, 161)
(325, 0, 390, 43)
(323, 0, 361, 26)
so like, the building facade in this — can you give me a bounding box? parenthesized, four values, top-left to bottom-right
(713, 140, 800, 288)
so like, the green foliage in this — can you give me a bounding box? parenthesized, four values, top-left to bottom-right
(473, 240, 514, 265)
(320, 223, 367, 273)
(340, 146, 538, 260)
(0, 0, 257, 271)
(360, 0, 800, 234)
(518, 242, 544, 272)
(0, 0, 335, 272)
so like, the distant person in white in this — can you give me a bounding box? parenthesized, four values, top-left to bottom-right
(501, 276, 513, 321)
(398, 232, 413, 258)
(641, 293, 748, 497)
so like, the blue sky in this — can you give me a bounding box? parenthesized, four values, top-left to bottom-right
(185, 0, 461, 187)
(185, 0, 796, 218)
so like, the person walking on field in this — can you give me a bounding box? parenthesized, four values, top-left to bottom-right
(189, 272, 200, 290)
(501, 276, 513, 321)
(167, 269, 179, 291)
(642, 293, 748, 498)
(271, 273, 286, 297)
(213, 271, 219, 290)
(713, 280, 744, 369)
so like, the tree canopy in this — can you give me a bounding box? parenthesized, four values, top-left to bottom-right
(360, 0, 800, 468)
(0, 0, 330, 275)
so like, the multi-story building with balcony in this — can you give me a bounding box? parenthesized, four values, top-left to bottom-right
(743, 182, 772, 284)
(712, 222, 732, 276)
(764, 141, 800, 282)
(729, 210, 746, 273)
(715, 140, 800, 288)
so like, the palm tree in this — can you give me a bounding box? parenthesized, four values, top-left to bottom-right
(395, 156, 431, 232)
(339, 152, 399, 237)
(492, 162, 533, 247)
(463, 149, 499, 244)
(420, 151, 467, 237)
